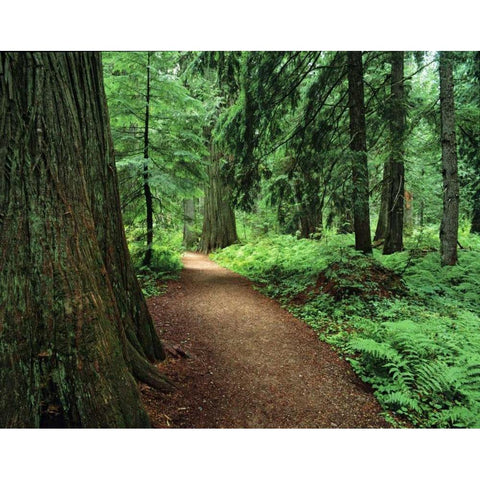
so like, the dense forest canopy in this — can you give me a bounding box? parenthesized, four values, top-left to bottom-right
(101, 51, 479, 259)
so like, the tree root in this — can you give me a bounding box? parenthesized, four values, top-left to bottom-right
(128, 342, 176, 393)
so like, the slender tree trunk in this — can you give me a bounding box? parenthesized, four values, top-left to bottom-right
(471, 189, 480, 234)
(142, 51, 154, 267)
(419, 169, 425, 228)
(374, 163, 390, 242)
(0, 52, 170, 428)
(404, 190, 414, 233)
(439, 51, 459, 266)
(384, 51, 406, 254)
(199, 141, 238, 253)
(347, 51, 372, 254)
(334, 182, 354, 234)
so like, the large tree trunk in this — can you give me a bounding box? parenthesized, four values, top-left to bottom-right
(199, 142, 238, 253)
(383, 51, 406, 254)
(347, 51, 372, 254)
(0, 52, 170, 428)
(439, 51, 459, 266)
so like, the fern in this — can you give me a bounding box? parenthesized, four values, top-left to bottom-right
(429, 406, 479, 428)
(414, 362, 461, 399)
(385, 362, 415, 390)
(382, 392, 421, 413)
(348, 338, 403, 365)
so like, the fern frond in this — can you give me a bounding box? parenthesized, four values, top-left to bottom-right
(385, 362, 415, 389)
(414, 361, 461, 397)
(348, 338, 403, 364)
(382, 392, 421, 412)
(430, 406, 478, 428)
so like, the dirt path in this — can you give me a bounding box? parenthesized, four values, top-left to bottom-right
(142, 252, 389, 428)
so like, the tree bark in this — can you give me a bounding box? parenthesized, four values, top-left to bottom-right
(383, 51, 406, 254)
(471, 189, 480, 234)
(439, 51, 459, 266)
(404, 190, 414, 233)
(0, 52, 169, 428)
(199, 141, 238, 253)
(347, 51, 372, 254)
(374, 163, 390, 242)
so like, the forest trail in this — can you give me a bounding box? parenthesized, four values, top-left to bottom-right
(142, 252, 389, 428)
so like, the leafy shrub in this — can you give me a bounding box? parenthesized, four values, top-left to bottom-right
(136, 268, 168, 298)
(125, 227, 183, 297)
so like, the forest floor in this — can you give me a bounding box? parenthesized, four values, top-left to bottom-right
(141, 252, 390, 428)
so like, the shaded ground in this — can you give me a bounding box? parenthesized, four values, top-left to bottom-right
(142, 252, 389, 428)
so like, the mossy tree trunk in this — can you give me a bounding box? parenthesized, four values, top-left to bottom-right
(383, 51, 406, 255)
(439, 51, 459, 266)
(199, 141, 238, 253)
(347, 51, 372, 254)
(0, 52, 170, 428)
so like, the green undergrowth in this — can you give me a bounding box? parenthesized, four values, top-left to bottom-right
(126, 228, 183, 297)
(212, 231, 480, 428)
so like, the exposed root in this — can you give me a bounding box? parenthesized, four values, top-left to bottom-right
(128, 342, 176, 393)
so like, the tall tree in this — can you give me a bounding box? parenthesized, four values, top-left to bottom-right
(103, 52, 206, 265)
(191, 52, 241, 253)
(383, 51, 406, 254)
(439, 51, 460, 266)
(0, 52, 171, 428)
(347, 51, 373, 254)
(199, 139, 238, 252)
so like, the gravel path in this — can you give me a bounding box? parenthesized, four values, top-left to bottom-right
(142, 252, 389, 428)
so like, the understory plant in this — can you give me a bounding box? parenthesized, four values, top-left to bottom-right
(126, 227, 183, 297)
